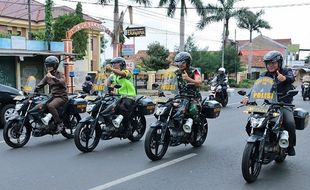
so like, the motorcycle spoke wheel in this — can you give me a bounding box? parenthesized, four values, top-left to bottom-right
(128, 115, 146, 142)
(190, 119, 208, 147)
(74, 123, 101, 153)
(242, 143, 262, 183)
(3, 120, 31, 148)
(144, 128, 169, 161)
(62, 114, 81, 139)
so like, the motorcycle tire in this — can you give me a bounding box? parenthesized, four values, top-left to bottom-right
(128, 114, 146, 142)
(3, 120, 31, 148)
(62, 114, 81, 139)
(190, 118, 208, 147)
(144, 127, 170, 161)
(274, 149, 287, 163)
(241, 142, 262, 183)
(74, 122, 101, 153)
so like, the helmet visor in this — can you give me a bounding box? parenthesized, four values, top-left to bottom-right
(264, 60, 278, 65)
(174, 60, 186, 66)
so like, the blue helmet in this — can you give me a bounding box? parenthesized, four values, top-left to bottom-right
(263, 51, 283, 68)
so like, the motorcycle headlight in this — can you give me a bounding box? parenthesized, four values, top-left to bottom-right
(15, 103, 23, 111)
(155, 107, 167, 115)
(86, 104, 95, 112)
(250, 117, 265, 128)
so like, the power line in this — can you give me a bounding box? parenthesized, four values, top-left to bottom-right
(58, 0, 310, 9)
(0, 0, 42, 7)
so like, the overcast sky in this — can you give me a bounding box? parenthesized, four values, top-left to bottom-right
(37, 0, 310, 59)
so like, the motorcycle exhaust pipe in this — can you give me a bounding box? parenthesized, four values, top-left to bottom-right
(183, 118, 193, 133)
(279, 130, 289, 148)
(112, 115, 124, 128)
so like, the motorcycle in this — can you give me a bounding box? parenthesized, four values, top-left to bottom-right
(74, 85, 155, 153)
(302, 81, 310, 101)
(209, 82, 229, 107)
(3, 78, 86, 148)
(144, 84, 221, 161)
(238, 76, 308, 183)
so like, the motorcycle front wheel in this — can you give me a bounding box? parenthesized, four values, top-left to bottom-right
(74, 122, 101, 153)
(144, 127, 170, 161)
(190, 118, 208, 147)
(3, 120, 31, 148)
(128, 114, 146, 142)
(62, 114, 81, 139)
(242, 142, 262, 183)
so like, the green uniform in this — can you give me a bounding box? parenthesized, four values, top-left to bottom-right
(175, 67, 201, 118)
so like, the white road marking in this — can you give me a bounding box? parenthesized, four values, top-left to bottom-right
(227, 102, 240, 106)
(89, 153, 197, 190)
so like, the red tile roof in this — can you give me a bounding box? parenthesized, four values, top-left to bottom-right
(0, 0, 100, 23)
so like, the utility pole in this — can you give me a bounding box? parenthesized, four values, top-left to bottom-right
(27, 0, 32, 39)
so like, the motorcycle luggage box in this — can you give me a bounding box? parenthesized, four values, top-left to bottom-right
(137, 97, 156, 115)
(72, 98, 87, 114)
(201, 99, 221, 118)
(294, 108, 309, 130)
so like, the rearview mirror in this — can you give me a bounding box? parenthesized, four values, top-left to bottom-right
(287, 90, 298, 97)
(238, 90, 247, 96)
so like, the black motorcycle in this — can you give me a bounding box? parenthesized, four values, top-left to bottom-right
(144, 85, 221, 161)
(74, 85, 155, 153)
(238, 76, 308, 183)
(209, 82, 228, 107)
(3, 92, 86, 148)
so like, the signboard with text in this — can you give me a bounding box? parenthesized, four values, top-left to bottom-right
(125, 27, 146, 38)
(122, 44, 135, 56)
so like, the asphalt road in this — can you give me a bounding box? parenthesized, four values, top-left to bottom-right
(0, 89, 309, 190)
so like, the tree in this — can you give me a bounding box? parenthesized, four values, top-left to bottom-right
(237, 10, 271, 75)
(198, 0, 247, 48)
(159, 0, 205, 51)
(99, 0, 151, 56)
(142, 42, 170, 71)
(53, 13, 87, 59)
(45, 0, 54, 50)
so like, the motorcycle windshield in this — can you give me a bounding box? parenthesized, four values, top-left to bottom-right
(92, 73, 108, 96)
(23, 76, 37, 93)
(249, 76, 277, 103)
(158, 72, 178, 94)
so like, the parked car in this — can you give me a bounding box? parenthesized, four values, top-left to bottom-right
(0, 84, 23, 128)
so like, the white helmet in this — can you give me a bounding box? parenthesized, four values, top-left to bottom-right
(218, 67, 225, 74)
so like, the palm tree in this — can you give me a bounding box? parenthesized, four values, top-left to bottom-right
(159, 0, 205, 51)
(237, 10, 271, 76)
(99, 0, 151, 56)
(198, 0, 247, 48)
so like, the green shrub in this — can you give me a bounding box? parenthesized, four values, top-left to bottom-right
(238, 79, 255, 88)
(228, 79, 237, 87)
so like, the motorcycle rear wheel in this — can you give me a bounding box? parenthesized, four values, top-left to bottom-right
(128, 114, 146, 142)
(191, 118, 208, 147)
(3, 120, 31, 148)
(144, 127, 170, 161)
(274, 148, 287, 163)
(242, 142, 262, 183)
(62, 114, 81, 139)
(74, 122, 101, 153)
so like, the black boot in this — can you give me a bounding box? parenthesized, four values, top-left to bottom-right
(287, 147, 296, 156)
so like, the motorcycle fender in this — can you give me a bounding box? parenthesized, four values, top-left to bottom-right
(150, 121, 166, 128)
(79, 116, 94, 124)
(247, 135, 263, 143)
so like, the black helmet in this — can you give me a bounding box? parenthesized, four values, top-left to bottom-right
(174, 52, 192, 66)
(263, 51, 283, 68)
(110, 57, 126, 69)
(85, 75, 92, 81)
(44, 56, 59, 70)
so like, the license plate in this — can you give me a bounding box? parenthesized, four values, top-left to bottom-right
(246, 105, 268, 113)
